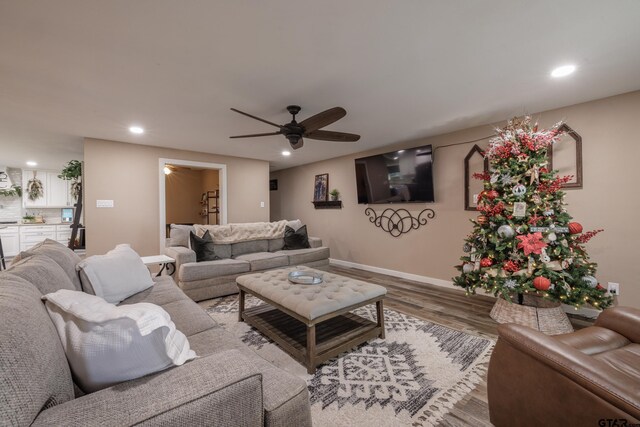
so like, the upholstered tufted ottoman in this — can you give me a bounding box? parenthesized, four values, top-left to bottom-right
(236, 266, 387, 373)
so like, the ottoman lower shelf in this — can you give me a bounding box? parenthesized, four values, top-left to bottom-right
(242, 304, 383, 374)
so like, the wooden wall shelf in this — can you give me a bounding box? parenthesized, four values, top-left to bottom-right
(312, 200, 342, 209)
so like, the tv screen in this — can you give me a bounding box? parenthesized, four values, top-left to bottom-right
(355, 145, 434, 204)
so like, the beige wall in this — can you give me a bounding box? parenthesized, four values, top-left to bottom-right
(271, 90, 640, 308)
(85, 138, 270, 256)
(165, 166, 204, 225)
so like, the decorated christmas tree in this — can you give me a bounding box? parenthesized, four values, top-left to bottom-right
(453, 117, 612, 310)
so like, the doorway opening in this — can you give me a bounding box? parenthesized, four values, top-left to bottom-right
(158, 158, 227, 252)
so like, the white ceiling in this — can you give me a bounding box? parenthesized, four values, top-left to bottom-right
(1, 0, 639, 171)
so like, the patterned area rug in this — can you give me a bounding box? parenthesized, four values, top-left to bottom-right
(201, 295, 494, 426)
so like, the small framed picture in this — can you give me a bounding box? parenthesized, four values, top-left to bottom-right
(513, 202, 527, 218)
(313, 174, 329, 201)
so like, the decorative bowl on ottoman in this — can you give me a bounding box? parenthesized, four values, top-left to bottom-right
(288, 270, 323, 285)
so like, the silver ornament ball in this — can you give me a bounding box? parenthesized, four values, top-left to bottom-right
(462, 263, 474, 274)
(497, 225, 515, 239)
(582, 275, 598, 288)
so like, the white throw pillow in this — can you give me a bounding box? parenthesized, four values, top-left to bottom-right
(43, 289, 197, 393)
(77, 244, 154, 304)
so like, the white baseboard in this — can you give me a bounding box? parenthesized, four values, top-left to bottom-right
(329, 258, 601, 319)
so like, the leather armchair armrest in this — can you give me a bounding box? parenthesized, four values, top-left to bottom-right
(496, 323, 640, 418)
(308, 237, 323, 248)
(594, 306, 640, 343)
(32, 350, 263, 427)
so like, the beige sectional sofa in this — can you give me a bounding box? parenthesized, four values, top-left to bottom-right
(165, 221, 330, 301)
(0, 239, 312, 426)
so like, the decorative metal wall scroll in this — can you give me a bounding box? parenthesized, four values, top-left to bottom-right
(364, 207, 436, 237)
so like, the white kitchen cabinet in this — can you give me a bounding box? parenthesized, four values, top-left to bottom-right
(0, 226, 20, 257)
(22, 169, 74, 208)
(47, 172, 71, 207)
(56, 224, 72, 245)
(19, 225, 56, 251)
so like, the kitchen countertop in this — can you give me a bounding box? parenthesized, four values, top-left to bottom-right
(0, 222, 72, 227)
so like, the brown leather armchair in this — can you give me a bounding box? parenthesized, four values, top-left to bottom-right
(488, 306, 640, 426)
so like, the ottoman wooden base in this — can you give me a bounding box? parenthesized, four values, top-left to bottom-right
(241, 302, 384, 374)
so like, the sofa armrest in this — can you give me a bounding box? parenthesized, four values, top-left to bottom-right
(594, 306, 640, 343)
(308, 237, 323, 248)
(32, 350, 263, 427)
(493, 323, 640, 418)
(165, 246, 197, 279)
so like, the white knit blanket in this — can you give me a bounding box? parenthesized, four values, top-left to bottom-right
(193, 220, 289, 244)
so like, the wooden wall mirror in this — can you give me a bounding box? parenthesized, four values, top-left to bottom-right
(464, 144, 489, 211)
(548, 123, 583, 189)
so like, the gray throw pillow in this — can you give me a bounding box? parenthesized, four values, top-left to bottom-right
(283, 225, 310, 250)
(190, 231, 220, 262)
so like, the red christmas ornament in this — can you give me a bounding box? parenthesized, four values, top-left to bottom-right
(533, 276, 551, 291)
(480, 258, 493, 267)
(596, 284, 605, 291)
(486, 190, 499, 200)
(477, 215, 488, 225)
(568, 222, 583, 234)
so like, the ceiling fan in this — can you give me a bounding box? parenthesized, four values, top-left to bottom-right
(230, 105, 360, 150)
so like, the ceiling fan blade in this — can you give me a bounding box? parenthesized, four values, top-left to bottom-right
(290, 138, 304, 150)
(299, 107, 346, 133)
(230, 108, 283, 129)
(230, 131, 282, 139)
(305, 130, 360, 142)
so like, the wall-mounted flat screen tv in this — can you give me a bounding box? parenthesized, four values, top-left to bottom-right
(355, 145, 434, 204)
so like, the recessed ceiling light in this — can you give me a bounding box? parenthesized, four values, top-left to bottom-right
(282, 150, 291, 156)
(129, 125, 145, 134)
(551, 64, 576, 78)
(26, 161, 38, 167)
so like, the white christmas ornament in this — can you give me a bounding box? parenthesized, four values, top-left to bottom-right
(497, 225, 515, 239)
(582, 276, 598, 288)
(512, 184, 526, 197)
(462, 263, 474, 274)
(547, 232, 557, 242)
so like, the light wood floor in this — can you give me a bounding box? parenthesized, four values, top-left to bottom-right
(325, 265, 593, 427)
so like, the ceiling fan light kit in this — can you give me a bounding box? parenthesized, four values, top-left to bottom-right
(230, 105, 360, 150)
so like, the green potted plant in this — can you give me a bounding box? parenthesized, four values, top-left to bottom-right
(58, 160, 82, 200)
(329, 189, 340, 201)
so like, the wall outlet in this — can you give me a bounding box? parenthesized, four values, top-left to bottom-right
(607, 282, 620, 296)
(260, 201, 265, 208)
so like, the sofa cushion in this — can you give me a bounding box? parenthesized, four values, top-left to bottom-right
(283, 225, 310, 250)
(118, 276, 186, 306)
(0, 275, 75, 426)
(43, 290, 197, 393)
(169, 224, 195, 248)
(268, 238, 285, 252)
(6, 254, 76, 295)
(190, 231, 219, 262)
(12, 239, 83, 290)
(153, 299, 217, 336)
(276, 246, 330, 265)
(187, 327, 311, 425)
(76, 244, 154, 304)
(231, 239, 269, 257)
(235, 252, 289, 271)
(180, 259, 250, 282)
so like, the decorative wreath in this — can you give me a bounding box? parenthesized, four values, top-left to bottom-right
(27, 174, 44, 201)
